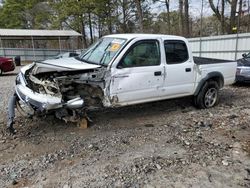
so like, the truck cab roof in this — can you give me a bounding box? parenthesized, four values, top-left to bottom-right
(104, 33, 187, 41)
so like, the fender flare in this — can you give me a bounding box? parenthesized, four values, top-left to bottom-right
(194, 72, 224, 96)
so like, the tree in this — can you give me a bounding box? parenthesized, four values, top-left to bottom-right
(179, 0, 190, 37)
(94, 0, 118, 35)
(0, 0, 25, 28)
(135, 0, 144, 32)
(179, 0, 184, 35)
(0, 0, 51, 29)
(152, 0, 171, 34)
(192, 15, 221, 37)
(165, 0, 171, 34)
(183, 0, 190, 37)
(208, 0, 239, 34)
(49, 0, 93, 47)
(0, 0, 248, 47)
(116, 0, 136, 33)
(153, 11, 182, 35)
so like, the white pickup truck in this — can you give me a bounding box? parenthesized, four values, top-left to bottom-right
(8, 34, 237, 132)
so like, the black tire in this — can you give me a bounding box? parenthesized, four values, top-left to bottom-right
(194, 80, 219, 109)
(0, 68, 2, 75)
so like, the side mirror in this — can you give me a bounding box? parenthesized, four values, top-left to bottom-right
(117, 61, 124, 69)
(117, 64, 123, 69)
(242, 53, 247, 58)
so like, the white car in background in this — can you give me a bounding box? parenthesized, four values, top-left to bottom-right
(236, 52, 250, 83)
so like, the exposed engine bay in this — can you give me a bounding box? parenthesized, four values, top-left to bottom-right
(27, 66, 106, 109)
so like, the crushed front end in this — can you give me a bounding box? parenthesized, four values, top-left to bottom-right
(7, 59, 108, 133)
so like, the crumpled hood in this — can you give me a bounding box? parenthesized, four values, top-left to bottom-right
(24, 57, 101, 74)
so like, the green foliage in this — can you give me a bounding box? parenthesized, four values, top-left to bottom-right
(0, 0, 25, 28)
(0, 0, 249, 43)
(0, 0, 51, 29)
(153, 11, 181, 35)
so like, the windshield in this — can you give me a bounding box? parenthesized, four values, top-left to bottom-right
(79, 37, 127, 65)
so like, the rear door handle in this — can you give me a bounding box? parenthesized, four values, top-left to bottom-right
(154, 71, 162, 76)
(185, 68, 191, 72)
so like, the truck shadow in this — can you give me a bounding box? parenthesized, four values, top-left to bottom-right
(10, 86, 241, 137)
(233, 82, 250, 87)
(91, 97, 193, 120)
(10, 96, 195, 140)
(0, 72, 18, 77)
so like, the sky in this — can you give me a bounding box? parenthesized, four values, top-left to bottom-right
(151, 0, 250, 19)
(0, 0, 249, 19)
(150, 0, 217, 19)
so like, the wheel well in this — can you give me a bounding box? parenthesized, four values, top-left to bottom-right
(194, 73, 224, 96)
(208, 76, 224, 88)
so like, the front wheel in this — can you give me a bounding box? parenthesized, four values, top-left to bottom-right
(194, 81, 219, 109)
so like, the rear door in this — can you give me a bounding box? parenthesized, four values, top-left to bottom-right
(162, 40, 196, 96)
(110, 39, 164, 105)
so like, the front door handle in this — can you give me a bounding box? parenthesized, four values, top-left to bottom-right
(114, 74, 129, 78)
(154, 71, 162, 76)
(185, 68, 191, 72)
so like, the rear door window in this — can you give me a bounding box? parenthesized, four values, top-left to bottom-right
(164, 40, 189, 64)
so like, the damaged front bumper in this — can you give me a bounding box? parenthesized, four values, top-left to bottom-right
(16, 84, 63, 111)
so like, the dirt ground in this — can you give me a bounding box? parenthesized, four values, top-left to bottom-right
(0, 67, 250, 188)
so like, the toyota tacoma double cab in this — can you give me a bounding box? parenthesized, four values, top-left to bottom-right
(7, 34, 237, 133)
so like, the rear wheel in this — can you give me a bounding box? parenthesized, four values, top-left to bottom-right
(194, 80, 219, 109)
(0, 69, 2, 75)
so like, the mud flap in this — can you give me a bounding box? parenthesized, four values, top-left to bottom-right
(7, 94, 17, 134)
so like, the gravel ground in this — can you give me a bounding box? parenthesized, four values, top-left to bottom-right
(0, 66, 250, 188)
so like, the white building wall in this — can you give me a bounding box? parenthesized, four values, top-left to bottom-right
(188, 33, 250, 60)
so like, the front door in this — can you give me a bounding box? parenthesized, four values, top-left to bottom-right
(110, 40, 164, 105)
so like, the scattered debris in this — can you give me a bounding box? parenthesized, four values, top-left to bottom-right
(222, 160, 229, 166)
(0, 68, 250, 187)
(12, 179, 18, 185)
(78, 118, 88, 129)
(144, 124, 154, 128)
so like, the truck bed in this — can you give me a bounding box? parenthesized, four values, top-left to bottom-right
(193, 56, 234, 65)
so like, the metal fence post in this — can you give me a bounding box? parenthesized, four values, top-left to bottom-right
(235, 9, 241, 60)
(0, 37, 5, 56)
(235, 33, 239, 60)
(31, 36, 36, 61)
(199, 0, 204, 57)
(58, 36, 62, 53)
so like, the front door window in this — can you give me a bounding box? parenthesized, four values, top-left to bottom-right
(119, 40, 160, 68)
